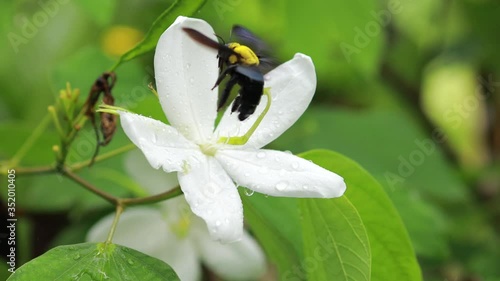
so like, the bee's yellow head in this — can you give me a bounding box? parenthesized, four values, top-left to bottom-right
(227, 42, 260, 66)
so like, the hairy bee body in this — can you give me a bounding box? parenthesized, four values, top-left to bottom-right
(183, 26, 274, 121)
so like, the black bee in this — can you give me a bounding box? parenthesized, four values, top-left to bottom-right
(183, 25, 275, 121)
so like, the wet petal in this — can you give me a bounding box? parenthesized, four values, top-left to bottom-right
(216, 149, 346, 198)
(215, 53, 316, 148)
(191, 220, 267, 281)
(125, 150, 179, 195)
(177, 155, 243, 243)
(119, 111, 203, 173)
(155, 16, 219, 143)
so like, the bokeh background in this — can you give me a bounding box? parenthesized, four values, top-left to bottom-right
(1, 0, 500, 280)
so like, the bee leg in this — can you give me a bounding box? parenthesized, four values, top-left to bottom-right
(231, 95, 241, 114)
(212, 65, 237, 90)
(218, 74, 238, 111)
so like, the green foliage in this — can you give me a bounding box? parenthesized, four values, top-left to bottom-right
(1, 0, 499, 280)
(300, 150, 422, 281)
(7, 243, 180, 281)
(241, 194, 303, 278)
(112, 0, 208, 70)
(299, 197, 371, 281)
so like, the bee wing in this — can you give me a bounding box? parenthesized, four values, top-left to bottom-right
(231, 25, 278, 74)
(230, 25, 269, 53)
(183, 27, 235, 57)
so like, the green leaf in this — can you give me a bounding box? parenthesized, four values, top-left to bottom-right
(112, 0, 207, 70)
(299, 197, 371, 281)
(8, 243, 180, 281)
(241, 192, 303, 278)
(299, 150, 422, 281)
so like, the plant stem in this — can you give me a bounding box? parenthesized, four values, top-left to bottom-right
(12, 165, 55, 175)
(106, 204, 124, 244)
(61, 168, 118, 205)
(69, 143, 136, 172)
(119, 187, 182, 206)
(10, 114, 51, 167)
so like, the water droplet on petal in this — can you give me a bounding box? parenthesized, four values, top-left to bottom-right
(244, 188, 254, 196)
(215, 220, 221, 226)
(186, 63, 191, 69)
(284, 150, 292, 155)
(292, 162, 300, 169)
(256, 152, 266, 159)
(276, 181, 288, 191)
(303, 185, 309, 190)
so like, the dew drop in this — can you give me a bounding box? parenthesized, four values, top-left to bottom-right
(244, 187, 254, 196)
(284, 150, 292, 155)
(189, 77, 195, 84)
(215, 220, 221, 226)
(276, 181, 288, 191)
(73, 253, 81, 260)
(256, 151, 266, 158)
(127, 259, 134, 265)
(303, 185, 309, 190)
(186, 63, 191, 69)
(292, 162, 300, 169)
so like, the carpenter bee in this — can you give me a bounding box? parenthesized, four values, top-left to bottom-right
(183, 25, 275, 121)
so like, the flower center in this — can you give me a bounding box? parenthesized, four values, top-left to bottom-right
(199, 143, 218, 156)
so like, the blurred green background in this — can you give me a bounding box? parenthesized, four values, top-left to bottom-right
(1, 0, 500, 280)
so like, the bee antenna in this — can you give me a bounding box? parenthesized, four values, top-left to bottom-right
(215, 33, 225, 45)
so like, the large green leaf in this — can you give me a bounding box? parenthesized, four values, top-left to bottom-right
(8, 243, 179, 281)
(241, 192, 303, 278)
(300, 150, 422, 281)
(271, 107, 464, 259)
(112, 0, 207, 69)
(299, 197, 371, 281)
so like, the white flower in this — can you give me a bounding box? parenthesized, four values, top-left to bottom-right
(87, 151, 267, 281)
(119, 16, 346, 243)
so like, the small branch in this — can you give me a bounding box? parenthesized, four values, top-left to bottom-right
(61, 168, 118, 205)
(10, 114, 51, 167)
(119, 187, 183, 206)
(8, 165, 56, 175)
(69, 143, 136, 172)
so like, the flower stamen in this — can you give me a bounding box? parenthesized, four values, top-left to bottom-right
(217, 88, 272, 145)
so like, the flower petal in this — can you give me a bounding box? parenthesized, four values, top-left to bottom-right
(125, 150, 179, 195)
(216, 149, 346, 198)
(191, 219, 267, 280)
(177, 155, 243, 243)
(215, 53, 316, 148)
(86, 208, 201, 281)
(155, 16, 219, 143)
(120, 111, 203, 173)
